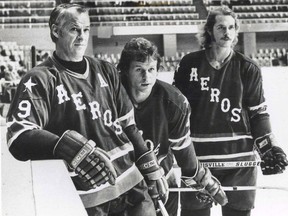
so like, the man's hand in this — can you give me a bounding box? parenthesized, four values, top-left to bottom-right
(255, 134, 288, 175)
(136, 148, 169, 209)
(182, 164, 228, 206)
(53, 130, 117, 189)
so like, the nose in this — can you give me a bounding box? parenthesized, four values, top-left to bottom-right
(222, 28, 230, 37)
(222, 27, 228, 33)
(77, 30, 85, 40)
(142, 70, 149, 80)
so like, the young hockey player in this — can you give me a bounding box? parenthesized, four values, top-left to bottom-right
(118, 37, 228, 216)
(173, 5, 288, 216)
(6, 3, 168, 216)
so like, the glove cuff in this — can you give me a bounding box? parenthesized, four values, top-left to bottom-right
(136, 148, 160, 175)
(254, 133, 275, 157)
(181, 161, 203, 189)
(144, 167, 165, 180)
(53, 130, 96, 169)
(205, 176, 221, 196)
(181, 160, 199, 180)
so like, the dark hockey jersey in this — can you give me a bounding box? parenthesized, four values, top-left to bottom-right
(122, 79, 198, 184)
(173, 50, 272, 163)
(6, 55, 143, 208)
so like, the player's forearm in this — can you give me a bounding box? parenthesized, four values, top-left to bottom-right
(9, 130, 59, 161)
(172, 143, 198, 177)
(250, 113, 272, 139)
(124, 124, 149, 159)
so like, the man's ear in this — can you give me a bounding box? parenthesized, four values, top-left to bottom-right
(51, 24, 59, 39)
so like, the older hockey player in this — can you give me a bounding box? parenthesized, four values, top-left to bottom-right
(118, 37, 228, 216)
(6, 3, 168, 216)
(173, 5, 288, 216)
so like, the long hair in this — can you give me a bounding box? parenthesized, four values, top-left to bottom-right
(48, 3, 89, 43)
(117, 37, 162, 74)
(196, 5, 240, 49)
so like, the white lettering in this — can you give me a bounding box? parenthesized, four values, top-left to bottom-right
(210, 88, 220, 102)
(71, 92, 86, 111)
(56, 84, 70, 104)
(97, 73, 108, 87)
(113, 120, 123, 135)
(200, 77, 210, 91)
(221, 98, 230, 113)
(190, 72, 243, 123)
(104, 110, 113, 127)
(89, 101, 102, 120)
(55, 84, 123, 135)
(231, 108, 241, 122)
(189, 68, 198, 81)
(18, 100, 31, 118)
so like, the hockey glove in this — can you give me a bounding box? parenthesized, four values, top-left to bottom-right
(182, 163, 228, 206)
(53, 130, 117, 188)
(255, 134, 288, 175)
(136, 148, 169, 210)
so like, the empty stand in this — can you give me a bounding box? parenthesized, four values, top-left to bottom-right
(1, 0, 288, 28)
(94, 47, 288, 72)
(0, 0, 55, 28)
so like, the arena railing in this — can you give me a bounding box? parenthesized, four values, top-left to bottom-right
(89, 5, 197, 15)
(73, 0, 194, 7)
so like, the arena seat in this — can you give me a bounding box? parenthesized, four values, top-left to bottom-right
(1, 0, 287, 28)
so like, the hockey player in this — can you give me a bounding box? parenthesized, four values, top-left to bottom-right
(6, 4, 168, 216)
(118, 37, 228, 216)
(173, 6, 288, 216)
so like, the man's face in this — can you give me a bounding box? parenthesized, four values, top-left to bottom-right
(211, 15, 237, 48)
(127, 58, 158, 98)
(55, 9, 90, 61)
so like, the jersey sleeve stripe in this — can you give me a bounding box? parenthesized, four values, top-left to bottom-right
(169, 131, 190, 143)
(6, 118, 41, 148)
(78, 164, 143, 207)
(191, 135, 253, 142)
(117, 108, 136, 128)
(197, 151, 255, 160)
(108, 143, 134, 161)
(170, 136, 193, 151)
(248, 102, 267, 111)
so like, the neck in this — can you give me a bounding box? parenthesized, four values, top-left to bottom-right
(210, 46, 232, 61)
(55, 50, 83, 62)
(130, 89, 151, 105)
(53, 52, 86, 74)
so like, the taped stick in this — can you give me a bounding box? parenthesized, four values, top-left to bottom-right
(200, 161, 261, 168)
(158, 199, 169, 216)
(170, 186, 288, 192)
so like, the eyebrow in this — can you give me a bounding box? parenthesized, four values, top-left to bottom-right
(65, 21, 91, 28)
(216, 23, 234, 27)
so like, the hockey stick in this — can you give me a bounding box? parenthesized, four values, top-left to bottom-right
(157, 199, 169, 216)
(200, 161, 261, 168)
(169, 186, 288, 192)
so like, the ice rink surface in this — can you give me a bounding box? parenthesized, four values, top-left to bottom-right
(1, 67, 288, 216)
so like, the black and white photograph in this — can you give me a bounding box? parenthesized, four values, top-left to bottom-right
(1, 0, 288, 216)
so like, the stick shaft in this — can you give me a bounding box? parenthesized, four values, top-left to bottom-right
(157, 200, 169, 216)
(200, 161, 261, 168)
(169, 186, 288, 192)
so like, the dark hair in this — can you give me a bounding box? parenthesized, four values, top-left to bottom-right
(117, 37, 162, 74)
(196, 5, 240, 49)
(49, 3, 89, 42)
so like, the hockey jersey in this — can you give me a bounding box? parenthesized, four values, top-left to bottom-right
(6, 55, 143, 208)
(122, 78, 198, 184)
(173, 50, 272, 164)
